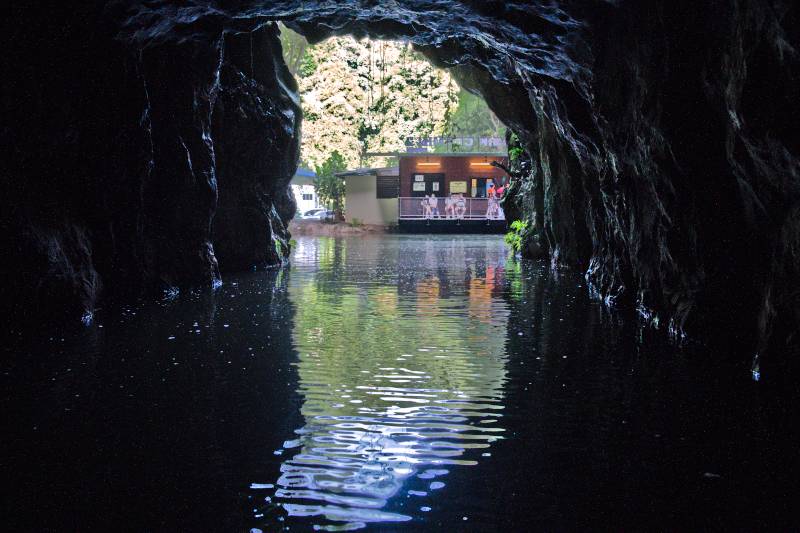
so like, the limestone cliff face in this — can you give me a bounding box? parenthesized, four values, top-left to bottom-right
(3, 2, 798, 378)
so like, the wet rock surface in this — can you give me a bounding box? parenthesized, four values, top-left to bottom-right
(212, 25, 301, 271)
(3, 2, 799, 376)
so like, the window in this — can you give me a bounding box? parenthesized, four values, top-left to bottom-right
(376, 176, 399, 199)
(302, 193, 313, 201)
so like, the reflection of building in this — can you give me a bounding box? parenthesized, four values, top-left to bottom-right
(260, 236, 511, 531)
(290, 167, 319, 215)
(338, 153, 509, 232)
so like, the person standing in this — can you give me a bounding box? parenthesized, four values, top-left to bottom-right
(455, 193, 466, 219)
(429, 195, 440, 218)
(495, 182, 506, 220)
(444, 195, 454, 218)
(421, 195, 432, 219)
(486, 181, 498, 219)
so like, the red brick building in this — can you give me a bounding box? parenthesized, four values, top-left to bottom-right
(399, 153, 510, 198)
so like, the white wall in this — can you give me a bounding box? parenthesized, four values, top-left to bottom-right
(292, 184, 319, 215)
(344, 174, 398, 225)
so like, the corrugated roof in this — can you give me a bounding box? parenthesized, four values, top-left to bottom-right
(291, 167, 317, 186)
(294, 167, 316, 178)
(336, 166, 399, 177)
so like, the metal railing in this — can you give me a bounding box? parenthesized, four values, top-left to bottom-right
(398, 197, 505, 221)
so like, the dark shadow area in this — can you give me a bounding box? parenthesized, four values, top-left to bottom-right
(3, 237, 797, 530)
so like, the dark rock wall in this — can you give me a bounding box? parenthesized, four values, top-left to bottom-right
(580, 2, 800, 379)
(2, 7, 299, 324)
(3, 2, 798, 376)
(212, 26, 301, 271)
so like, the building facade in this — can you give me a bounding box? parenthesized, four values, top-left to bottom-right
(339, 153, 510, 232)
(398, 153, 509, 199)
(290, 167, 320, 215)
(341, 167, 400, 225)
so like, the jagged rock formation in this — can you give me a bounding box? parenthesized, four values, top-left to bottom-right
(3, 2, 798, 378)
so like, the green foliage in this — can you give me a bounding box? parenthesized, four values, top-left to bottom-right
(348, 218, 363, 227)
(278, 23, 309, 77)
(314, 151, 348, 217)
(440, 89, 506, 147)
(275, 239, 288, 258)
(370, 95, 391, 114)
(299, 51, 317, 77)
(504, 220, 530, 254)
(357, 120, 381, 143)
(356, 119, 381, 161)
(508, 132, 523, 161)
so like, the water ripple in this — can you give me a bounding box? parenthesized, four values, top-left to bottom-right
(251, 236, 514, 530)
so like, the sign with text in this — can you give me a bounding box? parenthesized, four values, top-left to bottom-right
(449, 181, 467, 194)
(404, 135, 506, 153)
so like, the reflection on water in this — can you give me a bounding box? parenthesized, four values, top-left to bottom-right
(4, 235, 798, 532)
(259, 236, 514, 530)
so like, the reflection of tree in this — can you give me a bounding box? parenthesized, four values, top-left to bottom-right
(268, 236, 512, 530)
(310, 238, 347, 295)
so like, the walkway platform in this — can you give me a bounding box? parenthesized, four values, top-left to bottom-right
(398, 219, 507, 234)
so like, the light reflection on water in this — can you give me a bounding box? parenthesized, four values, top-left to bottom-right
(8, 235, 794, 531)
(258, 236, 514, 530)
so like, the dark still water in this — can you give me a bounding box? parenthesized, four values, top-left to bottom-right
(3, 235, 798, 531)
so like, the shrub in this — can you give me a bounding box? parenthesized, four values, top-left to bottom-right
(504, 220, 530, 254)
(299, 51, 317, 77)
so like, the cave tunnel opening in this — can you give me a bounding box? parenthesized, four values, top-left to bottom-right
(3, 2, 800, 532)
(209, 17, 526, 274)
(4, 2, 800, 382)
(273, 24, 514, 236)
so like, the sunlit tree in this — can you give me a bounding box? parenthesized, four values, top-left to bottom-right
(314, 151, 348, 219)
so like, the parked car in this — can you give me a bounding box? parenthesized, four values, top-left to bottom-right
(301, 208, 335, 221)
(301, 208, 325, 219)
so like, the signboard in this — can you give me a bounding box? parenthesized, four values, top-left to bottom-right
(432, 182, 439, 192)
(404, 135, 507, 152)
(414, 175, 425, 181)
(450, 181, 467, 194)
(412, 182, 426, 192)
